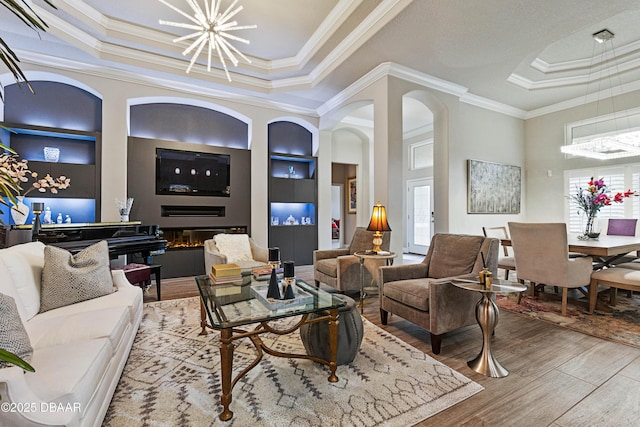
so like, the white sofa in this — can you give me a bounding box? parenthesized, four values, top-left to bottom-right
(0, 242, 143, 427)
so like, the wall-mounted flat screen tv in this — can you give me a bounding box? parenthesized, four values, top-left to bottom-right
(156, 148, 231, 197)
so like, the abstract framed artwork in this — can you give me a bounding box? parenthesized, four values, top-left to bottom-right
(347, 177, 357, 214)
(467, 159, 521, 214)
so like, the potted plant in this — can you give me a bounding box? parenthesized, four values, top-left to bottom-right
(0, 0, 56, 373)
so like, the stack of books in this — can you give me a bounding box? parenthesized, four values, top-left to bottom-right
(210, 263, 242, 285)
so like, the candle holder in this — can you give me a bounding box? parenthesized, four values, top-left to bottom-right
(268, 247, 280, 270)
(282, 261, 296, 299)
(31, 202, 44, 241)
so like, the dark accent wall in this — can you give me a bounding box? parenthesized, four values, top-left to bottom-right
(130, 103, 248, 149)
(5, 82, 102, 132)
(268, 121, 312, 155)
(127, 136, 251, 230)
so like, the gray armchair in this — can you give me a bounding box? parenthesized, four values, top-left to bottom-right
(204, 235, 269, 275)
(313, 227, 391, 293)
(379, 233, 499, 354)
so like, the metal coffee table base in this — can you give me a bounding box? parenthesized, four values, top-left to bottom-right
(199, 300, 340, 421)
(467, 294, 509, 378)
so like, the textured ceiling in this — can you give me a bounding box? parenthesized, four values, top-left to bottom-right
(2, 0, 640, 121)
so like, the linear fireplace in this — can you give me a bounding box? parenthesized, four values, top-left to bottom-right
(154, 225, 247, 278)
(161, 226, 247, 249)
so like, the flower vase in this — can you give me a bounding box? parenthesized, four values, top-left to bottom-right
(584, 212, 600, 239)
(11, 196, 29, 225)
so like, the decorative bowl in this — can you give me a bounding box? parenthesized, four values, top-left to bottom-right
(43, 147, 60, 162)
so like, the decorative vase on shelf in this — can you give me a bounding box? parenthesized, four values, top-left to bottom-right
(10, 196, 29, 225)
(120, 214, 129, 222)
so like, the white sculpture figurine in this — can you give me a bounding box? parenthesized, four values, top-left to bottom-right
(43, 207, 52, 224)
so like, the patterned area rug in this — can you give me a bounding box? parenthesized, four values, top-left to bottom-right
(496, 291, 640, 348)
(104, 297, 482, 426)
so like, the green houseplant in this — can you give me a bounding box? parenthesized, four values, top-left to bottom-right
(0, 0, 56, 373)
(1, 0, 55, 100)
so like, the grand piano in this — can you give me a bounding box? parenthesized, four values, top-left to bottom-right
(0, 221, 167, 263)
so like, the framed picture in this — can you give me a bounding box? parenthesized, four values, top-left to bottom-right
(468, 159, 521, 214)
(347, 177, 357, 214)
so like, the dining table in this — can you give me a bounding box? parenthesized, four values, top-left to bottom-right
(501, 234, 640, 269)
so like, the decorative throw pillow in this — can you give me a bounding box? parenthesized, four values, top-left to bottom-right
(0, 293, 33, 369)
(214, 234, 253, 263)
(40, 240, 115, 313)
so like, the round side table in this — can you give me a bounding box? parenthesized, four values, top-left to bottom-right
(353, 251, 396, 313)
(450, 279, 526, 378)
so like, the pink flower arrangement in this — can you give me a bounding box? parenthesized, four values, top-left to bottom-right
(571, 177, 636, 236)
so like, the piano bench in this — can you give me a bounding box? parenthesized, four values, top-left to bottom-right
(120, 263, 163, 301)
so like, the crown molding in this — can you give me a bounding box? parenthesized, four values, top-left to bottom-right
(42, 0, 398, 80)
(17, 50, 318, 117)
(308, 0, 413, 83)
(508, 55, 640, 91)
(459, 93, 527, 119)
(532, 38, 640, 73)
(525, 78, 640, 119)
(271, 0, 362, 71)
(387, 63, 469, 96)
(319, 62, 524, 120)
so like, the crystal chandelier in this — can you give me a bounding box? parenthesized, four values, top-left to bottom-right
(158, 0, 256, 82)
(561, 29, 640, 160)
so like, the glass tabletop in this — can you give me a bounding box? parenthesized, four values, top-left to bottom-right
(195, 275, 347, 328)
(449, 278, 527, 294)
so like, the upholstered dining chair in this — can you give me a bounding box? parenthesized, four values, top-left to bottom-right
(378, 233, 499, 354)
(605, 218, 639, 236)
(203, 234, 269, 275)
(313, 227, 390, 294)
(508, 222, 594, 315)
(482, 226, 516, 280)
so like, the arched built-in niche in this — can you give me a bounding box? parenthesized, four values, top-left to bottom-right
(267, 120, 317, 265)
(129, 101, 250, 149)
(1, 79, 103, 224)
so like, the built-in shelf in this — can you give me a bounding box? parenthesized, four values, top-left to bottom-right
(0, 122, 102, 225)
(268, 152, 317, 265)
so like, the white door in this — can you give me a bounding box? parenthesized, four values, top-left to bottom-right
(407, 178, 433, 255)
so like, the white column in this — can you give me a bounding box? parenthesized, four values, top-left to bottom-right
(100, 92, 129, 222)
(372, 78, 404, 257)
(317, 129, 333, 249)
(250, 116, 269, 247)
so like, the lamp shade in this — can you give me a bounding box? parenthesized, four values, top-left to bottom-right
(367, 202, 391, 232)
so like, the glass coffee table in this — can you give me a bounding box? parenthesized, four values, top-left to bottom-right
(195, 275, 347, 421)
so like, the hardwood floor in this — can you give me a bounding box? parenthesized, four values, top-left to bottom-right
(143, 265, 640, 426)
